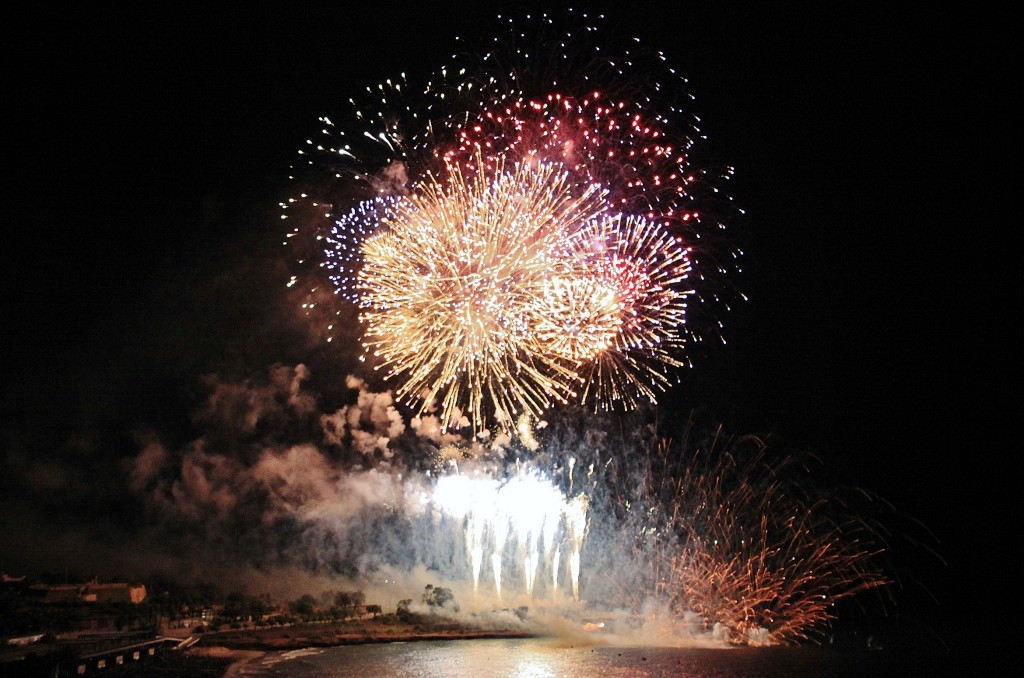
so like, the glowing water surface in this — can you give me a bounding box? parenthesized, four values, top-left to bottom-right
(234, 637, 956, 677)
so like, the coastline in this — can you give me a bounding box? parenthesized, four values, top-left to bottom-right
(185, 618, 537, 677)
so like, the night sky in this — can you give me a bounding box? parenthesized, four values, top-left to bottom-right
(3, 1, 1017, 652)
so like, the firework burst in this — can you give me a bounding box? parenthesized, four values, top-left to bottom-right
(580, 425, 892, 646)
(358, 156, 607, 429)
(566, 213, 692, 409)
(442, 91, 700, 231)
(283, 10, 737, 433)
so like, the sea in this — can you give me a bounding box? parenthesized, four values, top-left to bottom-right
(231, 636, 989, 677)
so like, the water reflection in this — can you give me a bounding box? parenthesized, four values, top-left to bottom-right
(238, 637, 957, 678)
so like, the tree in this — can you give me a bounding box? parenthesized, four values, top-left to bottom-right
(333, 590, 366, 618)
(291, 594, 317, 616)
(421, 585, 457, 612)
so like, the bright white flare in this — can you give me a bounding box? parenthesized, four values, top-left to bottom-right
(432, 469, 589, 601)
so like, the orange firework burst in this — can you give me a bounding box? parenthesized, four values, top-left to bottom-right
(598, 431, 891, 646)
(358, 156, 603, 429)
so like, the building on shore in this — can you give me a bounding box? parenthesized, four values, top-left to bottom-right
(31, 579, 148, 605)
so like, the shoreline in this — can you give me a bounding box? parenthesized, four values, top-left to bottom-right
(186, 647, 265, 678)
(185, 619, 538, 676)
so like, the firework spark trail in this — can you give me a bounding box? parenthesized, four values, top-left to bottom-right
(431, 470, 587, 600)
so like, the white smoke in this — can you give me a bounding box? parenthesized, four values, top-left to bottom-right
(320, 375, 408, 458)
(118, 364, 739, 647)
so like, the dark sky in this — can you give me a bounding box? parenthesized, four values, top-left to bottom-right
(2, 1, 1017, 645)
